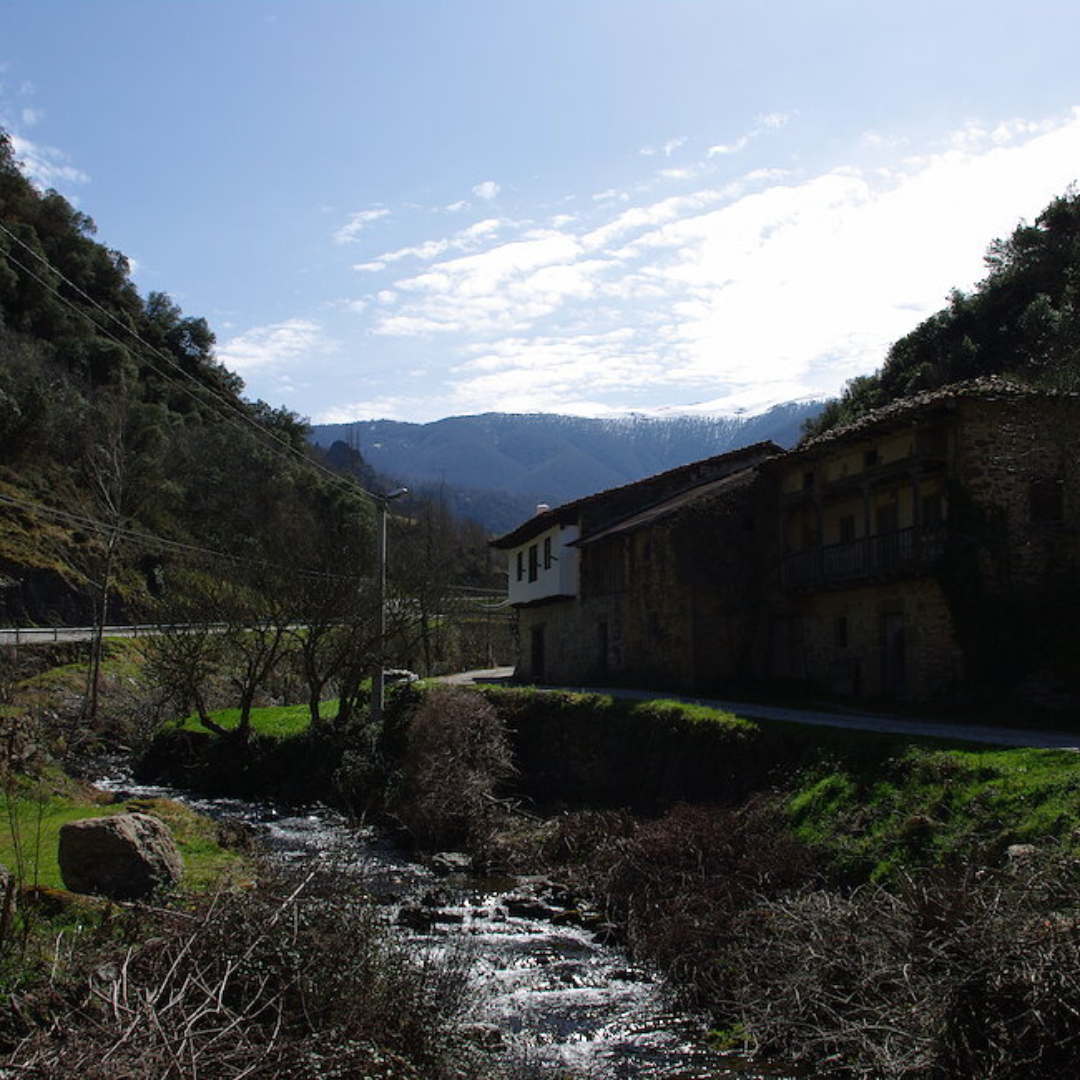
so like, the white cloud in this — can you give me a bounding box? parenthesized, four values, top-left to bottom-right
(758, 111, 792, 129)
(659, 166, 698, 180)
(20, 107, 42, 127)
(445, 199, 468, 212)
(333, 207, 390, 244)
(296, 106, 1080, 423)
(10, 134, 89, 188)
(472, 180, 500, 201)
(316, 397, 416, 423)
(218, 319, 335, 374)
(641, 136, 687, 158)
(708, 112, 793, 157)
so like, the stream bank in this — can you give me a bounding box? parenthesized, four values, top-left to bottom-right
(95, 768, 748, 1078)
(136, 684, 1080, 1077)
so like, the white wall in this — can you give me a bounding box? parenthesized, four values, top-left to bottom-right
(507, 522, 580, 605)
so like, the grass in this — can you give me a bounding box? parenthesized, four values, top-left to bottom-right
(786, 743, 1080, 880)
(0, 783, 249, 892)
(173, 702, 324, 738)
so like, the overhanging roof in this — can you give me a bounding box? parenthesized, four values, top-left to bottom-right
(490, 439, 782, 549)
(573, 466, 757, 547)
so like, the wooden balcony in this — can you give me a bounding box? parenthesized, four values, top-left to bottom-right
(780, 525, 947, 590)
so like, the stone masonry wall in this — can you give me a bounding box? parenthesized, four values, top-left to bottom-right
(791, 577, 964, 700)
(954, 396, 1080, 589)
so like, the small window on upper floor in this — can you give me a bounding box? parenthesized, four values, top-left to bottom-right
(835, 615, 849, 649)
(864, 448, 880, 468)
(543, 536, 553, 570)
(528, 543, 539, 582)
(803, 470, 815, 490)
(1030, 478, 1064, 524)
(516, 551, 524, 582)
(838, 514, 856, 544)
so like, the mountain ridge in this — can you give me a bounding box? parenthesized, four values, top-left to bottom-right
(311, 401, 824, 532)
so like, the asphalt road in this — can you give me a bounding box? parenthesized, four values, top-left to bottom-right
(0, 625, 152, 644)
(443, 667, 1080, 750)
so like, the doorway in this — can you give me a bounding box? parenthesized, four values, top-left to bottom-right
(881, 612, 907, 696)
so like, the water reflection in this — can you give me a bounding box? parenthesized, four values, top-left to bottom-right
(96, 772, 782, 1078)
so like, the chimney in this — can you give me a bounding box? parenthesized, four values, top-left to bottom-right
(535, 503, 551, 515)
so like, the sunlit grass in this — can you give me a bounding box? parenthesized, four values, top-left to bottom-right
(787, 744, 1080, 879)
(0, 786, 248, 892)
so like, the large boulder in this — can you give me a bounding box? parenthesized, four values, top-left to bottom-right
(58, 813, 183, 900)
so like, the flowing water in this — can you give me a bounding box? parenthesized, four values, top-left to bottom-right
(94, 769, 787, 1078)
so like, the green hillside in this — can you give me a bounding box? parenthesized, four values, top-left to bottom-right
(0, 129, 373, 625)
(806, 189, 1080, 438)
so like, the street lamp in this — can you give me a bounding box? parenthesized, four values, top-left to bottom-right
(372, 486, 408, 722)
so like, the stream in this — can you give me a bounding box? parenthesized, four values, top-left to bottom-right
(94, 769, 785, 1078)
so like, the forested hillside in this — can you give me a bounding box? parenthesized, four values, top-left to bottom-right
(312, 401, 821, 532)
(806, 189, 1080, 438)
(0, 131, 496, 628)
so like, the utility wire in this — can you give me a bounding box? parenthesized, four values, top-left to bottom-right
(0, 220, 380, 506)
(0, 217, 502, 594)
(0, 490, 360, 582)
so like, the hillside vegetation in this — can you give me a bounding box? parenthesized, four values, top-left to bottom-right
(806, 188, 1080, 437)
(0, 130, 501, 632)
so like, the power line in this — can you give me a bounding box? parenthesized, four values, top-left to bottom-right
(0, 220, 380, 506)
(0, 490, 360, 581)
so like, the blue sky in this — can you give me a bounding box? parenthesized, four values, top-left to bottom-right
(3, 1, 1080, 423)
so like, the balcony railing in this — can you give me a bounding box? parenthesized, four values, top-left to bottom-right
(781, 525, 947, 590)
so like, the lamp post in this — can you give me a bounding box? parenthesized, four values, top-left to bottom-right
(371, 486, 408, 723)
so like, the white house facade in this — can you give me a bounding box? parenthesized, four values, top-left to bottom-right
(506, 521, 580, 606)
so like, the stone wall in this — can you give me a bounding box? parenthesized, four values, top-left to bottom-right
(784, 578, 964, 700)
(954, 396, 1080, 589)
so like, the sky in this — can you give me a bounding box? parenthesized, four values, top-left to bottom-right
(2, 1, 1080, 425)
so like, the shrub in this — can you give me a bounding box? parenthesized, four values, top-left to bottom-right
(555, 800, 816, 1009)
(1, 865, 476, 1077)
(394, 687, 516, 851)
(727, 854, 1080, 1077)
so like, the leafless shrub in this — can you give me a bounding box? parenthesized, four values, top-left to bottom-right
(550, 801, 816, 1008)
(2, 868, 479, 1078)
(395, 687, 516, 852)
(727, 856, 1080, 1077)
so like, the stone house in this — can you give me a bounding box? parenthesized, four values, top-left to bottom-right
(491, 441, 783, 689)
(769, 379, 1080, 702)
(493, 380, 1080, 706)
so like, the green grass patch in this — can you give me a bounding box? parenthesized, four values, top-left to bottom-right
(786, 744, 1080, 880)
(627, 697, 757, 736)
(0, 786, 248, 892)
(173, 702, 323, 739)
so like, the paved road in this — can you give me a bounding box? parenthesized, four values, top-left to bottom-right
(443, 667, 1080, 750)
(0, 625, 152, 645)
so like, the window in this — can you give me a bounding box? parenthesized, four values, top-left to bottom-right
(516, 551, 524, 582)
(528, 544, 539, 582)
(803, 470, 815, 490)
(835, 616, 849, 649)
(864, 448, 880, 468)
(543, 536, 552, 570)
(838, 514, 856, 544)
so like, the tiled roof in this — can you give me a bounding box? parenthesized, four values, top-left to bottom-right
(490, 439, 782, 549)
(573, 466, 758, 547)
(792, 377, 1078, 457)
